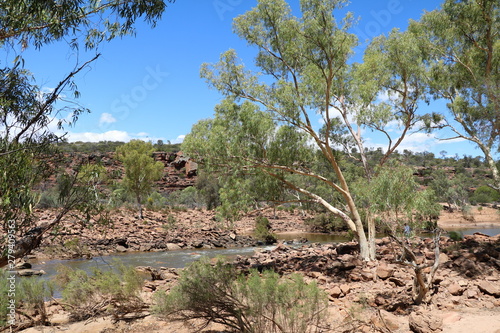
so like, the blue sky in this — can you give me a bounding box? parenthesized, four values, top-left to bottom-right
(13, 0, 486, 158)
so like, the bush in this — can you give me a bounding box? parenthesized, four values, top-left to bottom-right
(36, 189, 60, 208)
(254, 216, 277, 244)
(153, 258, 327, 333)
(304, 213, 348, 233)
(166, 186, 203, 209)
(448, 230, 463, 241)
(0, 270, 54, 327)
(162, 214, 177, 231)
(145, 191, 167, 211)
(470, 185, 500, 204)
(55, 260, 143, 320)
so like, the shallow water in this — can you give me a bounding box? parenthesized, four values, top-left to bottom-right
(28, 225, 500, 297)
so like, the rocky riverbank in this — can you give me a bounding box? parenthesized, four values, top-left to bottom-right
(33, 208, 265, 261)
(17, 232, 500, 333)
(30, 204, 500, 262)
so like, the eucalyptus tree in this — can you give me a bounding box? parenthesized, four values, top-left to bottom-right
(356, 164, 441, 304)
(0, 0, 174, 267)
(410, 0, 500, 191)
(183, 0, 426, 261)
(116, 140, 164, 219)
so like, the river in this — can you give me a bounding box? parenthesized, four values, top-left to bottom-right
(29, 226, 499, 285)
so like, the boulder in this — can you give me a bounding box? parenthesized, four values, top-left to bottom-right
(371, 309, 401, 331)
(166, 243, 182, 251)
(438, 253, 450, 264)
(116, 245, 127, 252)
(329, 286, 342, 299)
(409, 311, 443, 333)
(477, 280, 500, 297)
(376, 263, 395, 280)
(15, 262, 32, 269)
(447, 282, 463, 296)
(340, 284, 351, 295)
(16, 269, 45, 277)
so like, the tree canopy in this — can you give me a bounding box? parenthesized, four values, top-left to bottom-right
(411, 0, 500, 190)
(183, 0, 434, 260)
(0, 0, 174, 267)
(116, 140, 164, 219)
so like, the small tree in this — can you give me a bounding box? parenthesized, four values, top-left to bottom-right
(357, 165, 442, 304)
(116, 140, 164, 219)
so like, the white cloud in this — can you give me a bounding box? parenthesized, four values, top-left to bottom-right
(67, 130, 132, 142)
(64, 129, 186, 145)
(365, 131, 469, 154)
(364, 132, 439, 153)
(376, 91, 391, 103)
(99, 113, 117, 126)
(172, 135, 185, 144)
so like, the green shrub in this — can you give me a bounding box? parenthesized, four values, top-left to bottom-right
(162, 214, 177, 231)
(254, 216, 277, 244)
(55, 260, 143, 320)
(470, 185, 500, 204)
(146, 191, 167, 211)
(36, 189, 60, 208)
(17, 277, 54, 324)
(63, 237, 89, 258)
(0, 270, 54, 327)
(448, 230, 463, 241)
(153, 258, 327, 333)
(304, 213, 348, 233)
(166, 186, 203, 209)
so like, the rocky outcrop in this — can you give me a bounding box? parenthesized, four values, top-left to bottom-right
(39, 151, 197, 194)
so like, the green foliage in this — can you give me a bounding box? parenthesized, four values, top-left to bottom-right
(409, 0, 500, 191)
(448, 231, 464, 242)
(195, 172, 221, 210)
(162, 214, 177, 231)
(63, 238, 89, 258)
(0, 142, 49, 253)
(166, 186, 204, 209)
(36, 189, 60, 209)
(470, 185, 500, 204)
(254, 216, 277, 244)
(55, 260, 143, 320)
(116, 140, 164, 218)
(0, 0, 172, 50)
(17, 276, 54, 324)
(153, 258, 327, 333)
(304, 213, 349, 233)
(0, 270, 54, 327)
(429, 169, 470, 209)
(145, 191, 167, 211)
(357, 165, 441, 233)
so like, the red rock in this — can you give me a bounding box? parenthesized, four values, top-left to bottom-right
(330, 286, 342, 298)
(477, 281, 500, 297)
(409, 310, 443, 333)
(447, 282, 463, 296)
(376, 263, 394, 279)
(340, 284, 350, 295)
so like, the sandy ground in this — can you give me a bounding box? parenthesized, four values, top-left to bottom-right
(19, 308, 500, 333)
(438, 205, 500, 229)
(441, 308, 500, 333)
